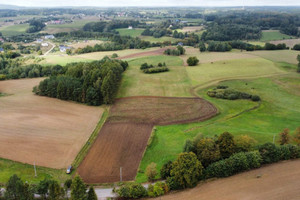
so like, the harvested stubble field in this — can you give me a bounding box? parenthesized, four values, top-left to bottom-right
(0, 78, 103, 169)
(150, 159, 300, 200)
(78, 96, 217, 183)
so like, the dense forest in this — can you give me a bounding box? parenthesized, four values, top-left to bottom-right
(34, 57, 128, 105)
(202, 12, 300, 41)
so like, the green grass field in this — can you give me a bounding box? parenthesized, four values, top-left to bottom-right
(116, 28, 144, 37)
(42, 20, 93, 34)
(0, 24, 29, 36)
(260, 30, 295, 42)
(0, 158, 69, 185)
(136, 75, 300, 182)
(247, 50, 299, 65)
(117, 55, 192, 97)
(186, 58, 285, 86)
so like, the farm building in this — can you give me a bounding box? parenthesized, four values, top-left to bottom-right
(128, 26, 133, 29)
(36, 39, 43, 43)
(45, 35, 55, 39)
(59, 45, 71, 52)
(41, 43, 49, 47)
(0, 48, 4, 53)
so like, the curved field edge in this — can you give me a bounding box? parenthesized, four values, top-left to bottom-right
(136, 75, 300, 182)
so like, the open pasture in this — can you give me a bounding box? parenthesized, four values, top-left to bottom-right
(139, 36, 180, 43)
(118, 55, 192, 97)
(0, 23, 29, 36)
(0, 78, 103, 169)
(186, 57, 285, 86)
(247, 50, 299, 64)
(137, 76, 300, 182)
(260, 30, 295, 41)
(116, 28, 144, 37)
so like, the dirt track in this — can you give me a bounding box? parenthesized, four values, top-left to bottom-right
(151, 159, 300, 200)
(117, 47, 173, 60)
(78, 97, 217, 183)
(0, 78, 103, 169)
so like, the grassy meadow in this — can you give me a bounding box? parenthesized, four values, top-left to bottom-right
(260, 30, 295, 41)
(139, 36, 180, 43)
(0, 158, 69, 185)
(0, 24, 29, 36)
(118, 55, 192, 97)
(116, 28, 144, 37)
(136, 75, 300, 182)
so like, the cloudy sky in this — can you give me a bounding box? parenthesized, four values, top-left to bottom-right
(4, 0, 300, 7)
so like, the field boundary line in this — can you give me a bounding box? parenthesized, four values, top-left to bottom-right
(72, 108, 109, 169)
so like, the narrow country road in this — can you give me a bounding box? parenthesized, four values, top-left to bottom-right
(42, 41, 55, 56)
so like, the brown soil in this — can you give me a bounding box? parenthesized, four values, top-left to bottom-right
(270, 38, 300, 48)
(117, 47, 173, 60)
(0, 78, 103, 169)
(108, 96, 217, 125)
(150, 159, 300, 200)
(78, 96, 217, 183)
(77, 122, 153, 183)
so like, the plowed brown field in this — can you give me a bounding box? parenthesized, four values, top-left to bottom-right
(78, 96, 217, 183)
(0, 78, 103, 169)
(77, 122, 153, 183)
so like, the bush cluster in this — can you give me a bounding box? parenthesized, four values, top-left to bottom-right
(207, 86, 261, 102)
(140, 62, 169, 74)
(164, 46, 185, 56)
(187, 56, 199, 66)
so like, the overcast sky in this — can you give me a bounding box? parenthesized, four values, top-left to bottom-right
(4, 0, 300, 7)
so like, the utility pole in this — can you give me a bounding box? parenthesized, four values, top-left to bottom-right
(273, 134, 276, 144)
(34, 162, 37, 177)
(120, 167, 122, 182)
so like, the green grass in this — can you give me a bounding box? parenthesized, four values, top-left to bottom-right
(247, 50, 299, 65)
(260, 30, 295, 42)
(136, 76, 300, 182)
(139, 36, 180, 43)
(0, 158, 69, 185)
(117, 55, 192, 97)
(0, 24, 29, 36)
(42, 20, 93, 34)
(186, 58, 285, 86)
(116, 28, 144, 37)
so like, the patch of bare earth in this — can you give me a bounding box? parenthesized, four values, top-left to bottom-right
(78, 96, 217, 183)
(270, 38, 300, 48)
(150, 159, 300, 200)
(0, 78, 103, 169)
(117, 47, 173, 60)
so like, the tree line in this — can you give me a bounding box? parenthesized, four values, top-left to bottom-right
(33, 57, 128, 105)
(83, 20, 142, 33)
(1, 174, 97, 200)
(118, 128, 300, 199)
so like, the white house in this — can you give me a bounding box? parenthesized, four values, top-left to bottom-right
(128, 26, 133, 30)
(45, 35, 55, 39)
(59, 45, 71, 52)
(41, 43, 49, 47)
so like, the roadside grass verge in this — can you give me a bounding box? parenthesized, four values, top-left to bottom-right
(72, 108, 109, 169)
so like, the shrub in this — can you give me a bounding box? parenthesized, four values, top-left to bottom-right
(111, 53, 118, 58)
(115, 183, 147, 199)
(160, 161, 173, 179)
(217, 132, 236, 158)
(187, 57, 199, 66)
(279, 128, 290, 145)
(204, 151, 261, 179)
(146, 162, 157, 181)
(196, 138, 221, 167)
(170, 152, 203, 188)
(258, 142, 280, 164)
(166, 176, 182, 191)
(278, 145, 292, 160)
(251, 95, 261, 101)
(143, 67, 169, 74)
(235, 135, 257, 152)
(294, 127, 300, 146)
(148, 182, 169, 197)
